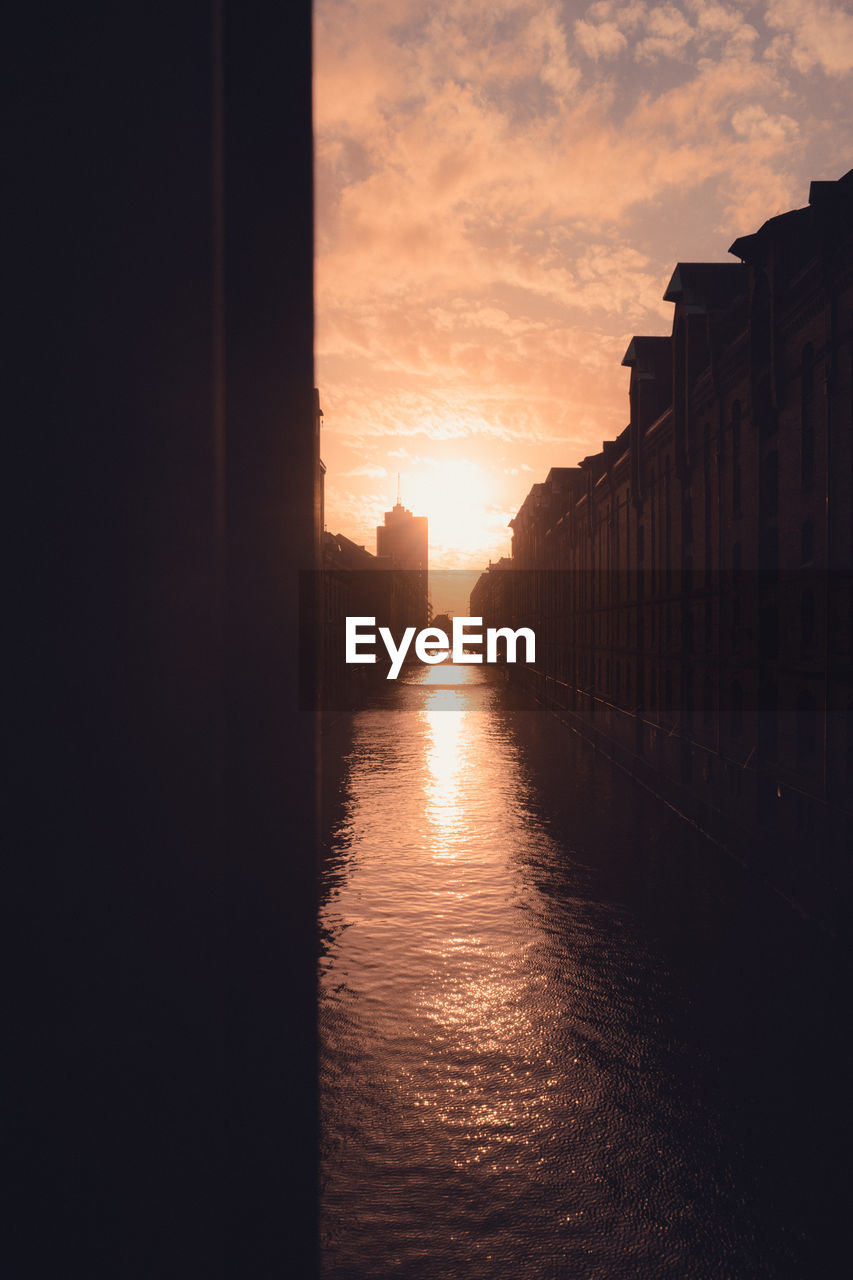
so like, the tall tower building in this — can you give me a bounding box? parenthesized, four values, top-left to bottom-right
(376, 500, 429, 632)
(377, 500, 428, 572)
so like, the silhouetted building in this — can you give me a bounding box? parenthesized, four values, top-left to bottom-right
(377, 500, 429, 571)
(376, 500, 429, 633)
(315, 388, 326, 563)
(469, 558, 513, 643)
(315, 410, 432, 703)
(321, 531, 394, 707)
(486, 169, 853, 931)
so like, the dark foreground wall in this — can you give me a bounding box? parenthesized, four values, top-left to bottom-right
(7, 5, 316, 1275)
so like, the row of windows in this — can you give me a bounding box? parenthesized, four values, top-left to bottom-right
(567, 658, 823, 766)
(541, 582, 821, 657)
(729, 344, 818, 510)
(534, 335, 828, 575)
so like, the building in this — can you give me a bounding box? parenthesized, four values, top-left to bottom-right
(483, 169, 853, 932)
(321, 532, 395, 707)
(376, 500, 430, 633)
(469, 557, 513, 640)
(314, 387, 326, 563)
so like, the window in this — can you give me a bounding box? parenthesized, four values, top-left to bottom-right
(731, 682, 743, 737)
(731, 400, 742, 514)
(796, 690, 817, 763)
(760, 604, 779, 661)
(732, 596, 742, 652)
(665, 456, 672, 590)
(683, 669, 694, 730)
(761, 450, 778, 516)
(759, 685, 778, 761)
(800, 589, 816, 657)
(756, 372, 775, 438)
(637, 521, 645, 600)
(703, 422, 712, 585)
(801, 344, 815, 490)
(760, 527, 779, 578)
(703, 674, 713, 728)
(751, 273, 771, 371)
(801, 521, 814, 565)
(649, 475, 656, 596)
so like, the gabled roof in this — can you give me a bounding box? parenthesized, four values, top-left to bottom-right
(508, 482, 546, 528)
(621, 335, 671, 372)
(545, 466, 584, 491)
(809, 167, 853, 207)
(728, 206, 810, 265)
(323, 530, 382, 568)
(729, 168, 853, 265)
(663, 262, 745, 308)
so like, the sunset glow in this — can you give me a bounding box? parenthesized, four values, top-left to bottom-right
(403, 457, 503, 564)
(314, 0, 853, 566)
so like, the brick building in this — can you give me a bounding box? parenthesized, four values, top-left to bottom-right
(469, 556, 513, 633)
(474, 169, 853, 930)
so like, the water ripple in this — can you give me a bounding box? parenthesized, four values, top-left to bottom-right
(320, 666, 807, 1279)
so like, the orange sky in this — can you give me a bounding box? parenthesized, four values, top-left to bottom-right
(314, 0, 852, 607)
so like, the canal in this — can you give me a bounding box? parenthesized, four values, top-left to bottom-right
(319, 665, 848, 1278)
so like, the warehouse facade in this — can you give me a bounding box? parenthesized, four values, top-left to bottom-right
(476, 170, 853, 929)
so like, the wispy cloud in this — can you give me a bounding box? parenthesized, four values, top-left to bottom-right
(316, 0, 852, 566)
(765, 0, 853, 76)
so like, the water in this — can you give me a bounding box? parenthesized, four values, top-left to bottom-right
(319, 665, 848, 1279)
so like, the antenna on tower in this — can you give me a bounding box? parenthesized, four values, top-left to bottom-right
(396, 472, 401, 505)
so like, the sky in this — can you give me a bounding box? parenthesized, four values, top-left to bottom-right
(314, 0, 852, 608)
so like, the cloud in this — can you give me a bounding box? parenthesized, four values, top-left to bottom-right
(615, 2, 649, 28)
(577, 1, 760, 64)
(324, 486, 392, 538)
(575, 19, 629, 60)
(765, 0, 853, 76)
(730, 102, 799, 142)
(344, 464, 389, 479)
(526, 6, 582, 98)
(635, 4, 696, 61)
(315, 0, 845, 565)
(575, 0, 652, 59)
(585, 0, 649, 25)
(317, 26, 796, 299)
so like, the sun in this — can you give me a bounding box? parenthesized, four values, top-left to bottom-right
(403, 459, 497, 562)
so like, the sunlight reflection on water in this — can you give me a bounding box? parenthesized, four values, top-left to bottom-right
(319, 665, 786, 1280)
